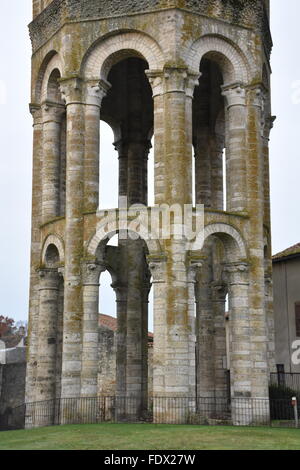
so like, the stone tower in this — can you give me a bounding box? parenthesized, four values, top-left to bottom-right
(26, 0, 275, 426)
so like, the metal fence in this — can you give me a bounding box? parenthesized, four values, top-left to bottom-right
(0, 396, 299, 431)
(270, 373, 300, 392)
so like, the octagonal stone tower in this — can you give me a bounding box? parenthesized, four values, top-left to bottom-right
(26, 0, 275, 426)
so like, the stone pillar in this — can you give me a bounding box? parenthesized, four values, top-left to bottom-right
(245, 86, 270, 405)
(223, 262, 253, 425)
(194, 127, 211, 207)
(222, 84, 247, 213)
(59, 77, 85, 403)
(195, 262, 215, 399)
(211, 281, 228, 400)
(141, 282, 151, 407)
(25, 105, 43, 409)
(210, 133, 225, 210)
(146, 67, 198, 424)
(115, 141, 128, 199)
(187, 261, 202, 413)
(265, 274, 276, 374)
(81, 262, 106, 398)
(84, 80, 111, 212)
(55, 271, 64, 401)
(262, 115, 276, 374)
(113, 283, 128, 398)
(41, 102, 65, 223)
(262, 116, 275, 230)
(35, 268, 60, 426)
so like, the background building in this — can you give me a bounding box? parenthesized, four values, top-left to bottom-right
(273, 243, 300, 375)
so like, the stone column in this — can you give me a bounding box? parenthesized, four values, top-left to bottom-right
(146, 68, 198, 424)
(195, 262, 215, 399)
(146, 67, 198, 205)
(35, 268, 60, 426)
(210, 133, 225, 210)
(262, 115, 276, 374)
(211, 282, 228, 400)
(194, 127, 211, 207)
(222, 84, 247, 213)
(245, 86, 270, 407)
(223, 262, 252, 425)
(113, 283, 128, 398)
(265, 274, 276, 374)
(141, 282, 151, 408)
(59, 77, 85, 405)
(262, 116, 275, 230)
(41, 102, 65, 223)
(84, 80, 111, 213)
(187, 261, 202, 414)
(25, 105, 43, 410)
(81, 262, 106, 398)
(115, 141, 128, 199)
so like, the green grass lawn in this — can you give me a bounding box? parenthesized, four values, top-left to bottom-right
(0, 423, 300, 450)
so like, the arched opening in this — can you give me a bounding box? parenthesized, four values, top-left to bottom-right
(44, 243, 60, 267)
(42, 68, 66, 219)
(99, 121, 118, 210)
(193, 57, 226, 211)
(91, 227, 153, 415)
(100, 56, 154, 208)
(36, 243, 64, 415)
(194, 226, 249, 413)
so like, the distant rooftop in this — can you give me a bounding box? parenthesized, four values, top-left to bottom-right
(272, 243, 300, 262)
(99, 314, 154, 341)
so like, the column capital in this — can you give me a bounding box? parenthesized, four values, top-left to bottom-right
(29, 102, 42, 118)
(221, 83, 246, 107)
(263, 115, 276, 141)
(146, 68, 200, 98)
(82, 261, 106, 285)
(147, 254, 167, 283)
(59, 76, 84, 104)
(38, 268, 60, 289)
(222, 262, 249, 286)
(211, 281, 228, 302)
(111, 282, 128, 301)
(84, 79, 111, 107)
(187, 257, 204, 283)
(245, 83, 268, 109)
(41, 101, 65, 122)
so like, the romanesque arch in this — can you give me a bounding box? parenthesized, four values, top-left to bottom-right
(202, 223, 247, 261)
(82, 31, 165, 81)
(41, 234, 65, 265)
(35, 51, 64, 104)
(187, 35, 253, 84)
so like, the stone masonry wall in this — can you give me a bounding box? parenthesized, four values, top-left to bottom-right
(30, 0, 271, 55)
(0, 364, 26, 416)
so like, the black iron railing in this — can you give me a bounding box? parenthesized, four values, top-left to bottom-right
(1, 395, 299, 431)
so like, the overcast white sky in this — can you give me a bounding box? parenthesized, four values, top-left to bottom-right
(0, 0, 299, 323)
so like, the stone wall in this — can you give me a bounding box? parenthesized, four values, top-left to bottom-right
(97, 324, 154, 397)
(0, 363, 26, 416)
(98, 325, 116, 395)
(29, 0, 271, 55)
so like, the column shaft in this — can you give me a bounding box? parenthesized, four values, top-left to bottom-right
(26, 105, 43, 406)
(36, 269, 60, 402)
(81, 263, 104, 397)
(222, 85, 247, 213)
(41, 103, 64, 222)
(60, 78, 85, 399)
(245, 87, 269, 399)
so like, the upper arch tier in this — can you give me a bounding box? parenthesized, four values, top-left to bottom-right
(30, 0, 272, 58)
